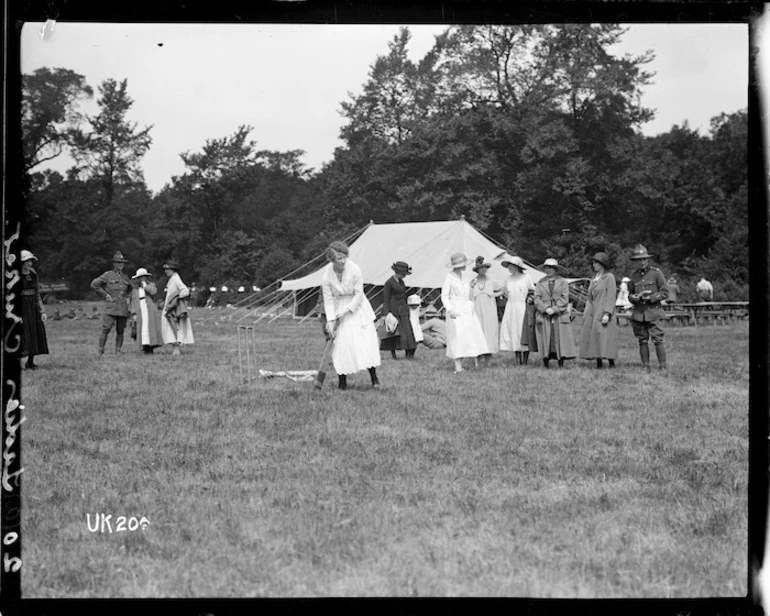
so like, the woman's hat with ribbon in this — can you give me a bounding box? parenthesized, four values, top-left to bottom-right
(391, 261, 412, 275)
(132, 267, 151, 279)
(541, 258, 560, 269)
(20, 250, 37, 262)
(163, 260, 180, 271)
(447, 253, 469, 269)
(501, 255, 525, 271)
(472, 256, 492, 273)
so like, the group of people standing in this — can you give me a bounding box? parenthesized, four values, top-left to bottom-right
(89, 251, 195, 356)
(17, 249, 196, 370)
(318, 240, 671, 389)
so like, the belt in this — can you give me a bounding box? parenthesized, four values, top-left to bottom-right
(21, 290, 36, 296)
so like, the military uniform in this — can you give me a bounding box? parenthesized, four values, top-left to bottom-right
(627, 244, 669, 370)
(90, 251, 132, 355)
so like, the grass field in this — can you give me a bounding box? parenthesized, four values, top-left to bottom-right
(20, 304, 749, 597)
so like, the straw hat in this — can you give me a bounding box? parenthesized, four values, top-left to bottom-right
(447, 253, 469, 268)
(501, 256, 525, 271)
(20, 250, 37, 262)
(541, 258, 560, 269)
(132, 267, 151, 279)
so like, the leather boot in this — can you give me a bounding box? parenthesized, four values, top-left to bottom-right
(542, 358, 549, 368)
(515, 351, 522, 365)
(98, 331, 108, 356)
(596, 359, 604, 369)
(557, 358, 564, 368)
(639, 343, 651, 372)
(655, 343, 667, 371)
(522, 351, 529, 365)
(338, 374, 347, 390)
(369, 367, 380, 387)
(390, 350, 398, 360)
(115, 333, 124, 354)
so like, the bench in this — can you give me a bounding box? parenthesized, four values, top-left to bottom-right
(696, 311, 729, 326)
(38, 282, 70, 303)
(663, 311, 694, 326)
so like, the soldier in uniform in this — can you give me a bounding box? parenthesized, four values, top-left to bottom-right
(90, 251, 133, 355)
(628, 244, 669, 371)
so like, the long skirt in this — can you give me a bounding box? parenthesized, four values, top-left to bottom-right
(333, 311, 381, 375)
(379, 312, 417, 352)
(520, 303, 538, 353)
(474, 294, 499, 354)
(500, 299, 528, 352)
(135, 297, 164, 350)
(21, 296, 49, 356)
(446, 312, 489, 359)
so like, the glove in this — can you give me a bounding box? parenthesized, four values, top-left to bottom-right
(41, 312, 47, 322)
(601, 314, 610, 325)
(545, 307, 554, 316)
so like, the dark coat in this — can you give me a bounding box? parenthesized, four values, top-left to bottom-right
(380, 275, 417, 351)
(534, 275, 577, 359)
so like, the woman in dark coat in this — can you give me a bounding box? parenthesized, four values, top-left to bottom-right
(20, 250, 49, 369)
(380, 261, 417, 359)
(579, 252, 618, 368)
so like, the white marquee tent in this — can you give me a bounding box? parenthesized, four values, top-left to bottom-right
(280, 218, 545, 293)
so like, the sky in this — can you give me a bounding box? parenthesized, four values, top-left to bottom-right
(19, 21, 750, 194)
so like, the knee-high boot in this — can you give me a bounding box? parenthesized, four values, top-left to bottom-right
(115, 332, 124, 354)
(639, 343, 650, 371)
(98, 331, 109, 356)
(655, 343, 667, 371)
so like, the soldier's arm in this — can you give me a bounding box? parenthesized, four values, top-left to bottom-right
(90, 273, 110, 299)
(651, 271, 669, 303)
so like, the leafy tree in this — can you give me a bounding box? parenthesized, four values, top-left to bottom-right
(21, 67, 93, 173)
(69, 78, 152, 205)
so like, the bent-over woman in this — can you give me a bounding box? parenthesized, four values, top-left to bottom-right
(321, 241, 381, 390)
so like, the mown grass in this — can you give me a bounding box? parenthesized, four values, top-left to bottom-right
(21, 306, 748, 597)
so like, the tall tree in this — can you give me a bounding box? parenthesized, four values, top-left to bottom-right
(21, 67, 93, 173)
(69, 78, 152, 205)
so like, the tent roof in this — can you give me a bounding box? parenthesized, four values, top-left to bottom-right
(280, 219, 546, 291)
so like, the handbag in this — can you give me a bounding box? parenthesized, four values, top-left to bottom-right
(130, 319, 137, 340)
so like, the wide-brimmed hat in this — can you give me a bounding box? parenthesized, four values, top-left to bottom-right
(20, 250, 37, 262)
(622, 277, 630, 283)
(392, 261, 412, 275)
(592, 252, 611, 268)
(472, 256, 492, 273)
(163, 260, 179, 271)
(541, 258, 560, 269)
(501, 256, 525, 271)
(630, 244, 652, 260)
(407, 294, 422, 306)
(132, 267, 151, 279)
(111, 251, 128, 263)
(447, 253, 469, 268)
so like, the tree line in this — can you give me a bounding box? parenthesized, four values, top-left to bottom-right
(21, 24, 748, 302)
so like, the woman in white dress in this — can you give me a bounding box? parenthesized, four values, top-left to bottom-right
(441, 253, 489, 373)
(321, 241, 381, 390)
(161, 260, 194, 356)
(499, 256, 535, 365)
(470, 256, 502, 363)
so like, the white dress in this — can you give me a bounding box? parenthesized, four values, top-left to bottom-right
(409, 308, 424, 343)
(499, 273, 534, 352)
(321, 260, 381, 375)
(161, 272, 194, 344)
(441, 271, 489, 359)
